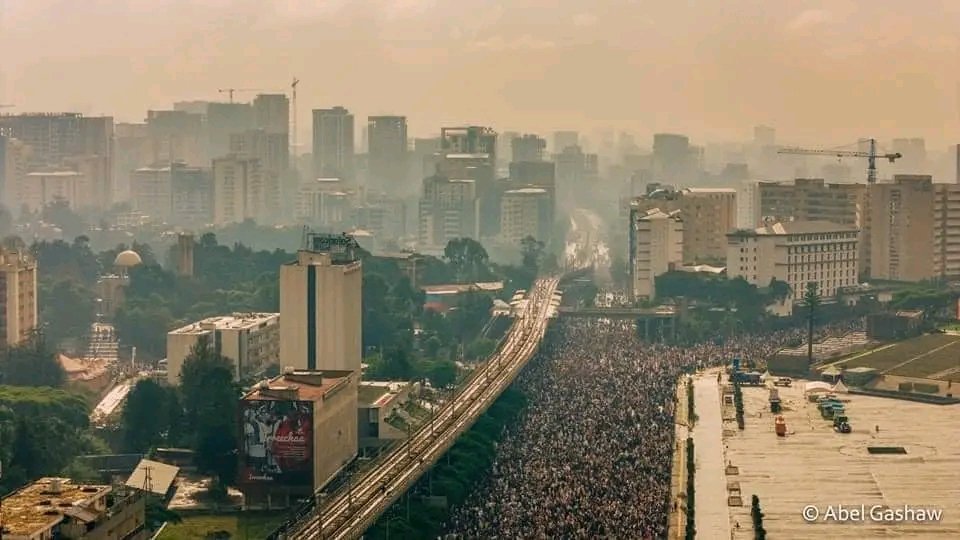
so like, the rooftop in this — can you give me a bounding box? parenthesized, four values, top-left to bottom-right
(169, 312, 279, 335)
(243, 370, 354, 402)
(26, 170, 82, 177)
(358, 381, 412, 408)
(1, 478, 111, 537)
(421, 281, 504, 295)
(504, 187, 548, 195)
(681, 187, 737, 194)
(125, 459, 180, 497)
(445, 153, 490, 159)
(734, 220, 859, 237)
(636, 207, 682, 221)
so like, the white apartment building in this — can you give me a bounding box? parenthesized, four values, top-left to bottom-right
(418, 175, 479, 250)
(212, 156, 264, 225)
(629, 208, 684, 301)
(279, 234, 362, 373)
(726, 220, 859, 306)
(20, 171, 89, 212)
(295, 178, 349, 225)
(499, 187, 551, 245)
(166, 312, 280, 385)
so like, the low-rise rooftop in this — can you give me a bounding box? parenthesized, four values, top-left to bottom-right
(1, 478, 112, 537)
(243, 370, 354, 402)
(169, 312, 279, 335)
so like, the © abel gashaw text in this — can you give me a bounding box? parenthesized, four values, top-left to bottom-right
(802, 504, 943, 523)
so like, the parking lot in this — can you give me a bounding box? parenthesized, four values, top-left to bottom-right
(721, 378, 960, 538)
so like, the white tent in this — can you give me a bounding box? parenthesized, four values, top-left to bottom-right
(832, 380, 850, 393)
(804, 381, 833, 394)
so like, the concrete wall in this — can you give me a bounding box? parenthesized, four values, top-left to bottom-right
(314, 374, 359, 489)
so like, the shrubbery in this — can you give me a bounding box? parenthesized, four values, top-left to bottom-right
(734, 379, 745, 430)
(685, 437, 695, 539)
(751, 494, 766, 539)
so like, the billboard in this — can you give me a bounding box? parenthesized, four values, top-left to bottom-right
(240, 399, 313, 485)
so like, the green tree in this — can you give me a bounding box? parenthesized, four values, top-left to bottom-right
(443, 238, 490, 283)
(768, 278, 792, 302)
(41, 198, 87, 240)
(1, 334, 66, 387)
(179, 336, 239, 486)
(122, 379, 171, 453)
(39, 279, 97, 349)
(803, 282, 821, 364)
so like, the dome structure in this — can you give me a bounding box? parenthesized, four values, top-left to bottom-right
(114, 250, 143, 268)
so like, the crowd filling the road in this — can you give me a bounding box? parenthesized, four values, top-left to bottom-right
(444, 317, 863, 539)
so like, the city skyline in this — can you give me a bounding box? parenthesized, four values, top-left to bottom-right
(1, 1, 958, 147)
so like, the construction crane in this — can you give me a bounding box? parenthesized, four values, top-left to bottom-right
(216, 88, 280, 103)
(777, 138, 902, 184)
(291, 77, 299, 157)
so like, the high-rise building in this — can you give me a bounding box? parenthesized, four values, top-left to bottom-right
(166, 312, 280, 385)
(499, 130, 520, 166)
(440, 126, 497, 164)
(553, 131, 579, 153)
(508, 161, 556, 228)
(212, 156, 264, 225)
(756, 179, 866, 229)
(726, 221, 859, 305)
(312, 107, 355, 180)
(253, 93, 290, 135)
(20, 171, 89, 212)
(0, 249, 38, 346)
(511, 134, 546, 163)
(418, 174, 479, 248)
(554, 145, 599, 209)
(865, 175, 935, 281)
(279, 233, 362, 373)
(170, 163, 213, 226)
(0, 135, 30, 212)
(753, 125, 776, 147)
(652, 133, 698, 184)
(891, 137, 926, 174)
(112, 123, 152, 202)
(207, 102, 255, 159)
(413, 137, 442, 177)
(229, 129, 287, 223)
(499, 187, 552, 245)
(295, 178, 349, 225)
(130, 165, 172, 222)
(631, 188, 736, 263)
(628, 208, 683, 301)
(145, 110, 206, 166)
(367, 116, 408, 192)
(955, 144, 960, 184)
(0, 113, 81, 167)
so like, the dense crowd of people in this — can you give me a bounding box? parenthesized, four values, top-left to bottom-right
(444, 317, 863, 539)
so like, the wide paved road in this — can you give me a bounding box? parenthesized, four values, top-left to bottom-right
(284, 277, 561, 540)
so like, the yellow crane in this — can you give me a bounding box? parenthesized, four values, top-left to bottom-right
(777, 138, 902, 184)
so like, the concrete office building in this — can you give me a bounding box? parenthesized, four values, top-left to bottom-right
(170, 163, 213, 226)
(755, 178, 866, 229)
(113, 123, 152, 201)
(312, 107, 355, 180)
(499, 187, 552, 245)
(367, 116, 408, 192)
(554, 145, 599, 208)
(239, 370, 358, 507)
(0, 112, 82, 167)
(253, 93, 290, 135)
(212, 156, 264, 225)
(1, 478, 146, 540)
(77, 116, 114, 208)
(631, 188, 737, 263)
(207, 102, 255, 159)
(20, 170, 89, 212)
(64, 154, 111, 211)
(130, 165, 172, 222)
(553, 131, 579, 152)
(440, 126, 497, 164)
(145, 109, 206, 166)
(511, 134, 546, 163)
(229, 129, 287, 223)
(279, 233, 362, 373)
(628, 208, 683, 301)
(0, 135, 30, 211)
(0, 250, 38, 346)
(166, 312, 280, 385)
(295, 178, 349, 225)
(726, 221, 859, 304)
(418, 174, 480, 249)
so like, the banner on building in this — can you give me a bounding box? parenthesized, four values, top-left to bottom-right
(239, 399, 313, 485)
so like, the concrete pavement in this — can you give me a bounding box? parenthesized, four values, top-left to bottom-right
(692, 373, 732, 539)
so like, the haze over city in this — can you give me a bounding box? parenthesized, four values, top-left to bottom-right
(2, 1, 960, 539)
(3, 0, 959, 146)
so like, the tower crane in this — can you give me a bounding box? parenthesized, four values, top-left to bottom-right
(777, 138, 901, 184)
(217, 88, 282, 103)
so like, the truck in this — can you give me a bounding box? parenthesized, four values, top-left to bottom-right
(733, 371, 764, 386)
(833, 415, 851, 433)
(821, 403, 845, 420)
(773, 377, 792, 387)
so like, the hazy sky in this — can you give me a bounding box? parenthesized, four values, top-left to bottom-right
(2, 0, 958, 148)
